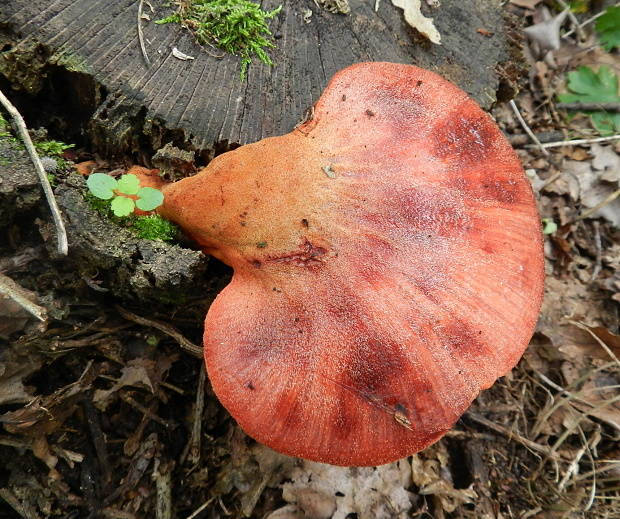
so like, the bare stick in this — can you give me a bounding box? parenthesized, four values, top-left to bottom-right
(555, 0, 586, 42)
(467, 412, 559, 459)
(185, 369, 206, 466)
(562, 1, 620, 38)
(186, 498, 215, 519)
(591, 221, 602, 281)
(576, 188, 620, 222)
(509, 100, 550, 156)
(526, 134, 620, 149)
(0, 272, 47, 321)
(567, 320, 620, 366)
(138, 0, 150, 67)
(115, 305, 202, 357)
(153, 461, 172, 519)
(557, 102, 620, 112)
(0, 89, 68, 255)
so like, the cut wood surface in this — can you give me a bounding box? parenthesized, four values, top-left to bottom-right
(1, 0, 516, 153)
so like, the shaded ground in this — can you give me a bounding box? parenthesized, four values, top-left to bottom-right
(1, 1, 620, 519)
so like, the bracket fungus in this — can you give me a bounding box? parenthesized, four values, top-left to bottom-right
(156, 62, 544, 466)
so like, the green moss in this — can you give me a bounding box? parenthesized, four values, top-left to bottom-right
(51, 49, 91, 74)
(132, 214, 178, 242)
(156, 0, 282, 80)
(85, 193, 178, 242)
(34, 139, 74, 157)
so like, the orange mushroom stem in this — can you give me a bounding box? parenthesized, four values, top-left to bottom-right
(155, 62, 544, 466)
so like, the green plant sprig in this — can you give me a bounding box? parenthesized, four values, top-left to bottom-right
(156, 0, 282, 80)
(87, 173, 164, 217)
(558, 65, 620, 136)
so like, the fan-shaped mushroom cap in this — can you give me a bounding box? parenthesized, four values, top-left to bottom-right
(158, 62, 544, 466)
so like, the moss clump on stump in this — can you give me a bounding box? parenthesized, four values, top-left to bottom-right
(156, 0, 282, 80)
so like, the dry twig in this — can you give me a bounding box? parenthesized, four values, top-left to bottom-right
(467, 412, 559, 459)
(526, 134, 620, 149)
(182, 369, 206, 466)
(562, 1, 620, 39)
(137, 0, 150, 66)
(0, 272, 47, 321)
(115, 305, 202, 358)
(0, 89, 68, 254)
(555, 0, 586, 42)
(557, 102, 620, 112)
(509, 100, 550, 156)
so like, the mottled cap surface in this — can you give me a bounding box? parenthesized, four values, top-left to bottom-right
(159, 62, 544, 466)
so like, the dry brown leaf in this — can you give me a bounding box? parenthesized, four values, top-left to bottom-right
(74, 160, 96, 176)
(411, 444, 477, 513)
(562, 149, 620, 226)
(571, 373, 620, 432)
(1, 363, 98, 435)
(94, 362, 155, 410)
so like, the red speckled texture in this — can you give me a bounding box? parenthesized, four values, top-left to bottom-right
(158, 63, 545, 466)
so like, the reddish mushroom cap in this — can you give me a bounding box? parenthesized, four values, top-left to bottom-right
(158, 62, 544, 466)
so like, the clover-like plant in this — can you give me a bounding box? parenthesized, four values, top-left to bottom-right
(87, 173, 164, 217)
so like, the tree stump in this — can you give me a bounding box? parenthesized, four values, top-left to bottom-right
(0, 0, 521, 155)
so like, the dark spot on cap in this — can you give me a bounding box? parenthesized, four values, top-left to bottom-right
(345, 336, 407, 402)
(266, 239, 327, 268)
(251, 259, 262, 268)
(301, 218, 309, 228)
(356, 187, 471, 239)
(365, 109, 375, 117)
(416, 80, 423, 87)
(450, 172, 528, 206)
(441, 319, 490, 360)
(246, 382, 255, 390)
(433, 111, 500, 166)
(342, 94, 346, 101)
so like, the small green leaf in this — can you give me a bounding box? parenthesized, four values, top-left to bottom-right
(136, 187, 164, 211)
(256, 241, 267, 248)
(558, 65, 620, 136)
(87, 173, 118, 200)
(111, 196, 135, 217)
(596, 6, 620, 51)
(117, 174, 140, 195)
(542, 218, 557, 235)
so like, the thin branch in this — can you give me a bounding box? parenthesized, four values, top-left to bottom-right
(576, 188, 620, 222)
(526, 134, 620, 149)
(591, 221, 602, 281)
(0, 89, 68, 255)
(555, 0, 586, 42)
(138, 0, 151, 67)
(115, 305, 202, 358)
(0, 272, 47, 321)
(186, 498, 215, 519)
(562, 2, 620, 39)
(467, 412, 559, 459)
(567, 320, 620, 366)
(509, 100, 550, 156)
(557, 102, 620, 112)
